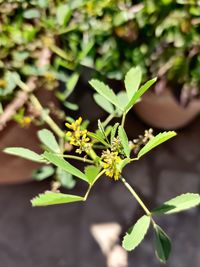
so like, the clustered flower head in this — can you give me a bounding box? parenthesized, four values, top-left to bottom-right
(101, 149, 122, 181)
(65, 117, 91, 154)
(130, 128, 154, 154)
(111, 136, 123, 154)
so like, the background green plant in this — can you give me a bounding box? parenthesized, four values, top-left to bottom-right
(1, 0, 199, 116)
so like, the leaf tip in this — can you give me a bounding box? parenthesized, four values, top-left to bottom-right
(30, 196, 38, 207)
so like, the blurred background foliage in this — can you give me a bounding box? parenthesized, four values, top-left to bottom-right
(0, 0, 200, 106)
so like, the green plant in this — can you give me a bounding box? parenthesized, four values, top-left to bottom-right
(134, 0, 200, 104)
(0, 0, 84, 129)
(4, 67, 200, 263)
(1, 0, 200, 129)
(53, 0, 200, 103)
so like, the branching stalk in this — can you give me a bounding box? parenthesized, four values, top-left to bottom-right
(16, 78, 64, 138)
(59, 154, 94, 164)
(29, 94, 64, 138)
(121, 113, 126, 128)
(84, 170, 106, 201)
(102, 113, 115, 127)
(120, 176, 151, 216)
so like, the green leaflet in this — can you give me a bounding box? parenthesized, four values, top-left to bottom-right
(110, 123, 119, 144)
(98, 119, 108, 141)
(125, 66, 142, 100)
(4, 147, 44, 163)
(116, 158, 131, 172)
(88, 132, 110, 147)
(154, 224, 171, 263)
(78, 40, 94, 62)
(57, 170, 76, 189)
(56, 4, 72, 26)
(93, 93, 114, 114)
(89, 79, 123, 110)
(104, 125, 113, 137)
(152, 193, 200, 214)
(0, 71, 20, 97)
(117, 91, 129, 111)
(118, 126, 131, 157)
(122, 215, 151, 251)
(84, 165, 101, 185)
(31, 191, 83, 206)
(63, 101, 79, 111)
(57, 73, 79, 101)
(67, 73, 79, 94)
(37, 129, 60, 153)
(43, 152, 88, 182)
(138, 131, 176, 158)
(125, 77, 157, 112)
(32, 166, 55, 181)
(23, 9, 40, 19)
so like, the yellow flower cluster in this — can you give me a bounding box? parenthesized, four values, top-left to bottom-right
(65, 117, 91, 154)
(111, 137, 123, 154)
(101, 149, 122, 181)
(16, 116, 32, 128)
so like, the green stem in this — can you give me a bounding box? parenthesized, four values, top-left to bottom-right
(59, 154, 94, 164)
(49, 44, 73, 61)
(102, 113, 115, 128)
(120, 176, 151, 216)
(130, 157, 139, 162)
(121, 113, 126, 128)
(84, 170, 105, 201)
(84, 185, 92, 201)
(16, 78, 64, 138)
(29, 94, 64, 138)
(87, 148, 99, 162)
(16, 79, 30, 92)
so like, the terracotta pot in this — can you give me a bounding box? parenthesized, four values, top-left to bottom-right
(134, 88, 200, 130)
(0, 122, 43, 184)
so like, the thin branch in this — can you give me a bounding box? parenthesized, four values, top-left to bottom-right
(120, 176, 151, 216)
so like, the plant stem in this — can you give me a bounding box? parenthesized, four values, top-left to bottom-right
(102, 113, 115, 128)
(87, 148, 99, 162)
(130, 157, 139, 162)
(121, 113, 126, 128)
(16, 79, 31, 92)
(84, 185, 92, 201)
(84, 170, 105, 201)
(29, 94, 64, 138)
(49, 44, 73, 61)
(120, 176, 151, 216)
(16, 78, 64, 138)
(59, 154, 94, 164)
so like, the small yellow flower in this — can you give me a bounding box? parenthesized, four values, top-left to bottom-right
(65, 117, 82, 131)
(65, 117, 91, 154)
(19, 116, 32, 128)
(101, 149, 122, 181)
